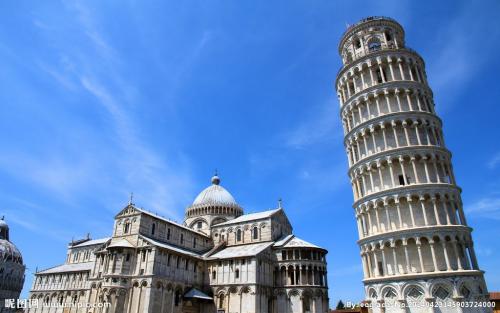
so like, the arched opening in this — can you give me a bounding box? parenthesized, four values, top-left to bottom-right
(236, 229, 242, 242)
(368, 38, 381, 51)
(253, 227, 259, 240)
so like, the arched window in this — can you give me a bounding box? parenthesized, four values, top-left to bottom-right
(123, 222, 130, 234)
(354, 38, 361, 49)
(235, 269, 240, 279)
(236, 229, 242, 242)
(368, 38, 381, 51)
(174, 291, 180, 306)
(253, 227, 259, 240)
(218, 294, 224, 308)
(151, 223, 156, 236)
(197, 221, 202, 229)
(385, 30, 392, 41)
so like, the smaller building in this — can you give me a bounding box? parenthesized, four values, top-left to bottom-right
(0, 217, 26, 312)
(490, 292, 500, 313)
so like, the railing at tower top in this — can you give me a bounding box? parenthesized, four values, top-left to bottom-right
(342, 16, 401, 38)
(336, 45, 420, 78)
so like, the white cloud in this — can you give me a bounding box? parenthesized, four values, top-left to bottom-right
(283, 96, 342, 149)
(466, 197, 500, 220)
(426, 2, 500, 112)
(487, 152, 500, 169)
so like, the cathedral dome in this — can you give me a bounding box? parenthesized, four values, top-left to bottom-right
(185, 174, 244, 227)
(0, 239, 23, 264)
(192, 175, 238, 207)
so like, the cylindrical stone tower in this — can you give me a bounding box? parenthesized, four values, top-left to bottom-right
(335, 17, 490, 313)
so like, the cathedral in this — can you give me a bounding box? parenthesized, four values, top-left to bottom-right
(28, 175, 329, 313)
(0, 217, 25, 312)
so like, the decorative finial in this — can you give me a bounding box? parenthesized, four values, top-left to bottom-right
(128, 192, 134, 205)
(1, 215, 4, 220)
(86, 233, 90, 240)
(211, 171, 220, 185)
(278, 198, 283, 209)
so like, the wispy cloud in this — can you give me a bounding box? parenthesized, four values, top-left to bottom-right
(466, 197, 500, 220)
(487, 152, 500, 169)
(283, 96, 342, 149)
(426, 2, 500, 111)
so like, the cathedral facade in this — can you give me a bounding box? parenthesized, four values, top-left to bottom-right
(28, 175, 329, 313)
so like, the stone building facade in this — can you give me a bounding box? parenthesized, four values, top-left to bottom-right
(28, 175, 329, 313)
(335, 16, 490, 313)
(0, 217, 25, 312)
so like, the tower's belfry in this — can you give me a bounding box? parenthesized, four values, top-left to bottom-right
(335, 17, 490, 312)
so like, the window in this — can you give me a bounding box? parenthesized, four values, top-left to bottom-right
(180, 234, 184, 244)
(126, 253, 130, 262)
(378, 261, 384, 276)
(167, 254, 171, 266)
(193, 238, 197, 249)
(212, 270, 216, 279)
(124, 222, 130, 234)
(398, 175, 405, 186)
(174, 291, 180, 306)
(167, 228, 171, 240)
(142, 251, 146, 262)
(151, 223, 156, 236)
(282, 251, 286, 260)
(185, 260, 189, 270)
(236, 229, 242, 242)
(194, 262, 197, 273)
(218, 294, 224, 308)
(235, 269, 240, 279)
(354, 38, 361, 49)
(241, 259, 245, 265)
(176, 257, 180, 268)
(197, 221, 202, 229)
(253, 227, 258, 240)
(385, 31, 392, 41)
(376, 68, 386, 83)
(368, 39, 381, 51)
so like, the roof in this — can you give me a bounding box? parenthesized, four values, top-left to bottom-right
(140, 235, 203, 259)
(490, 292, 500, 300)
(0, 239, 23, 263)
(215, 208, 281, 227)
(71, 237, 110, 248)
(206, 242, 273, 259)
(273, 235, 322, 249)
(191, 175, 238, 207)
(37, 262, 93, 274)
(184, 288, 213, 300)
(131, 207, 210, 238)
(108, 238, 134, 248)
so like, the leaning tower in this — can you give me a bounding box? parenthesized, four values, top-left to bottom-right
(335, 17, 490, 313)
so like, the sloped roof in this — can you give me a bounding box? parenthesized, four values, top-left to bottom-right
(184, 288, 213, 300)
(273, 235, 322, 249)
(206, 242, 273, 259)
(127, 206, 210, 238)
(72, 237, 110, 248)
(215, 208, 282, 227)
(140, 235, 203, 259)
(38, 262, 93, 274)
(108, 238, 134, 248)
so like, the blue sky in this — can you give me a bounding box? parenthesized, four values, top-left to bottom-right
(1, 0, 500, 307)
